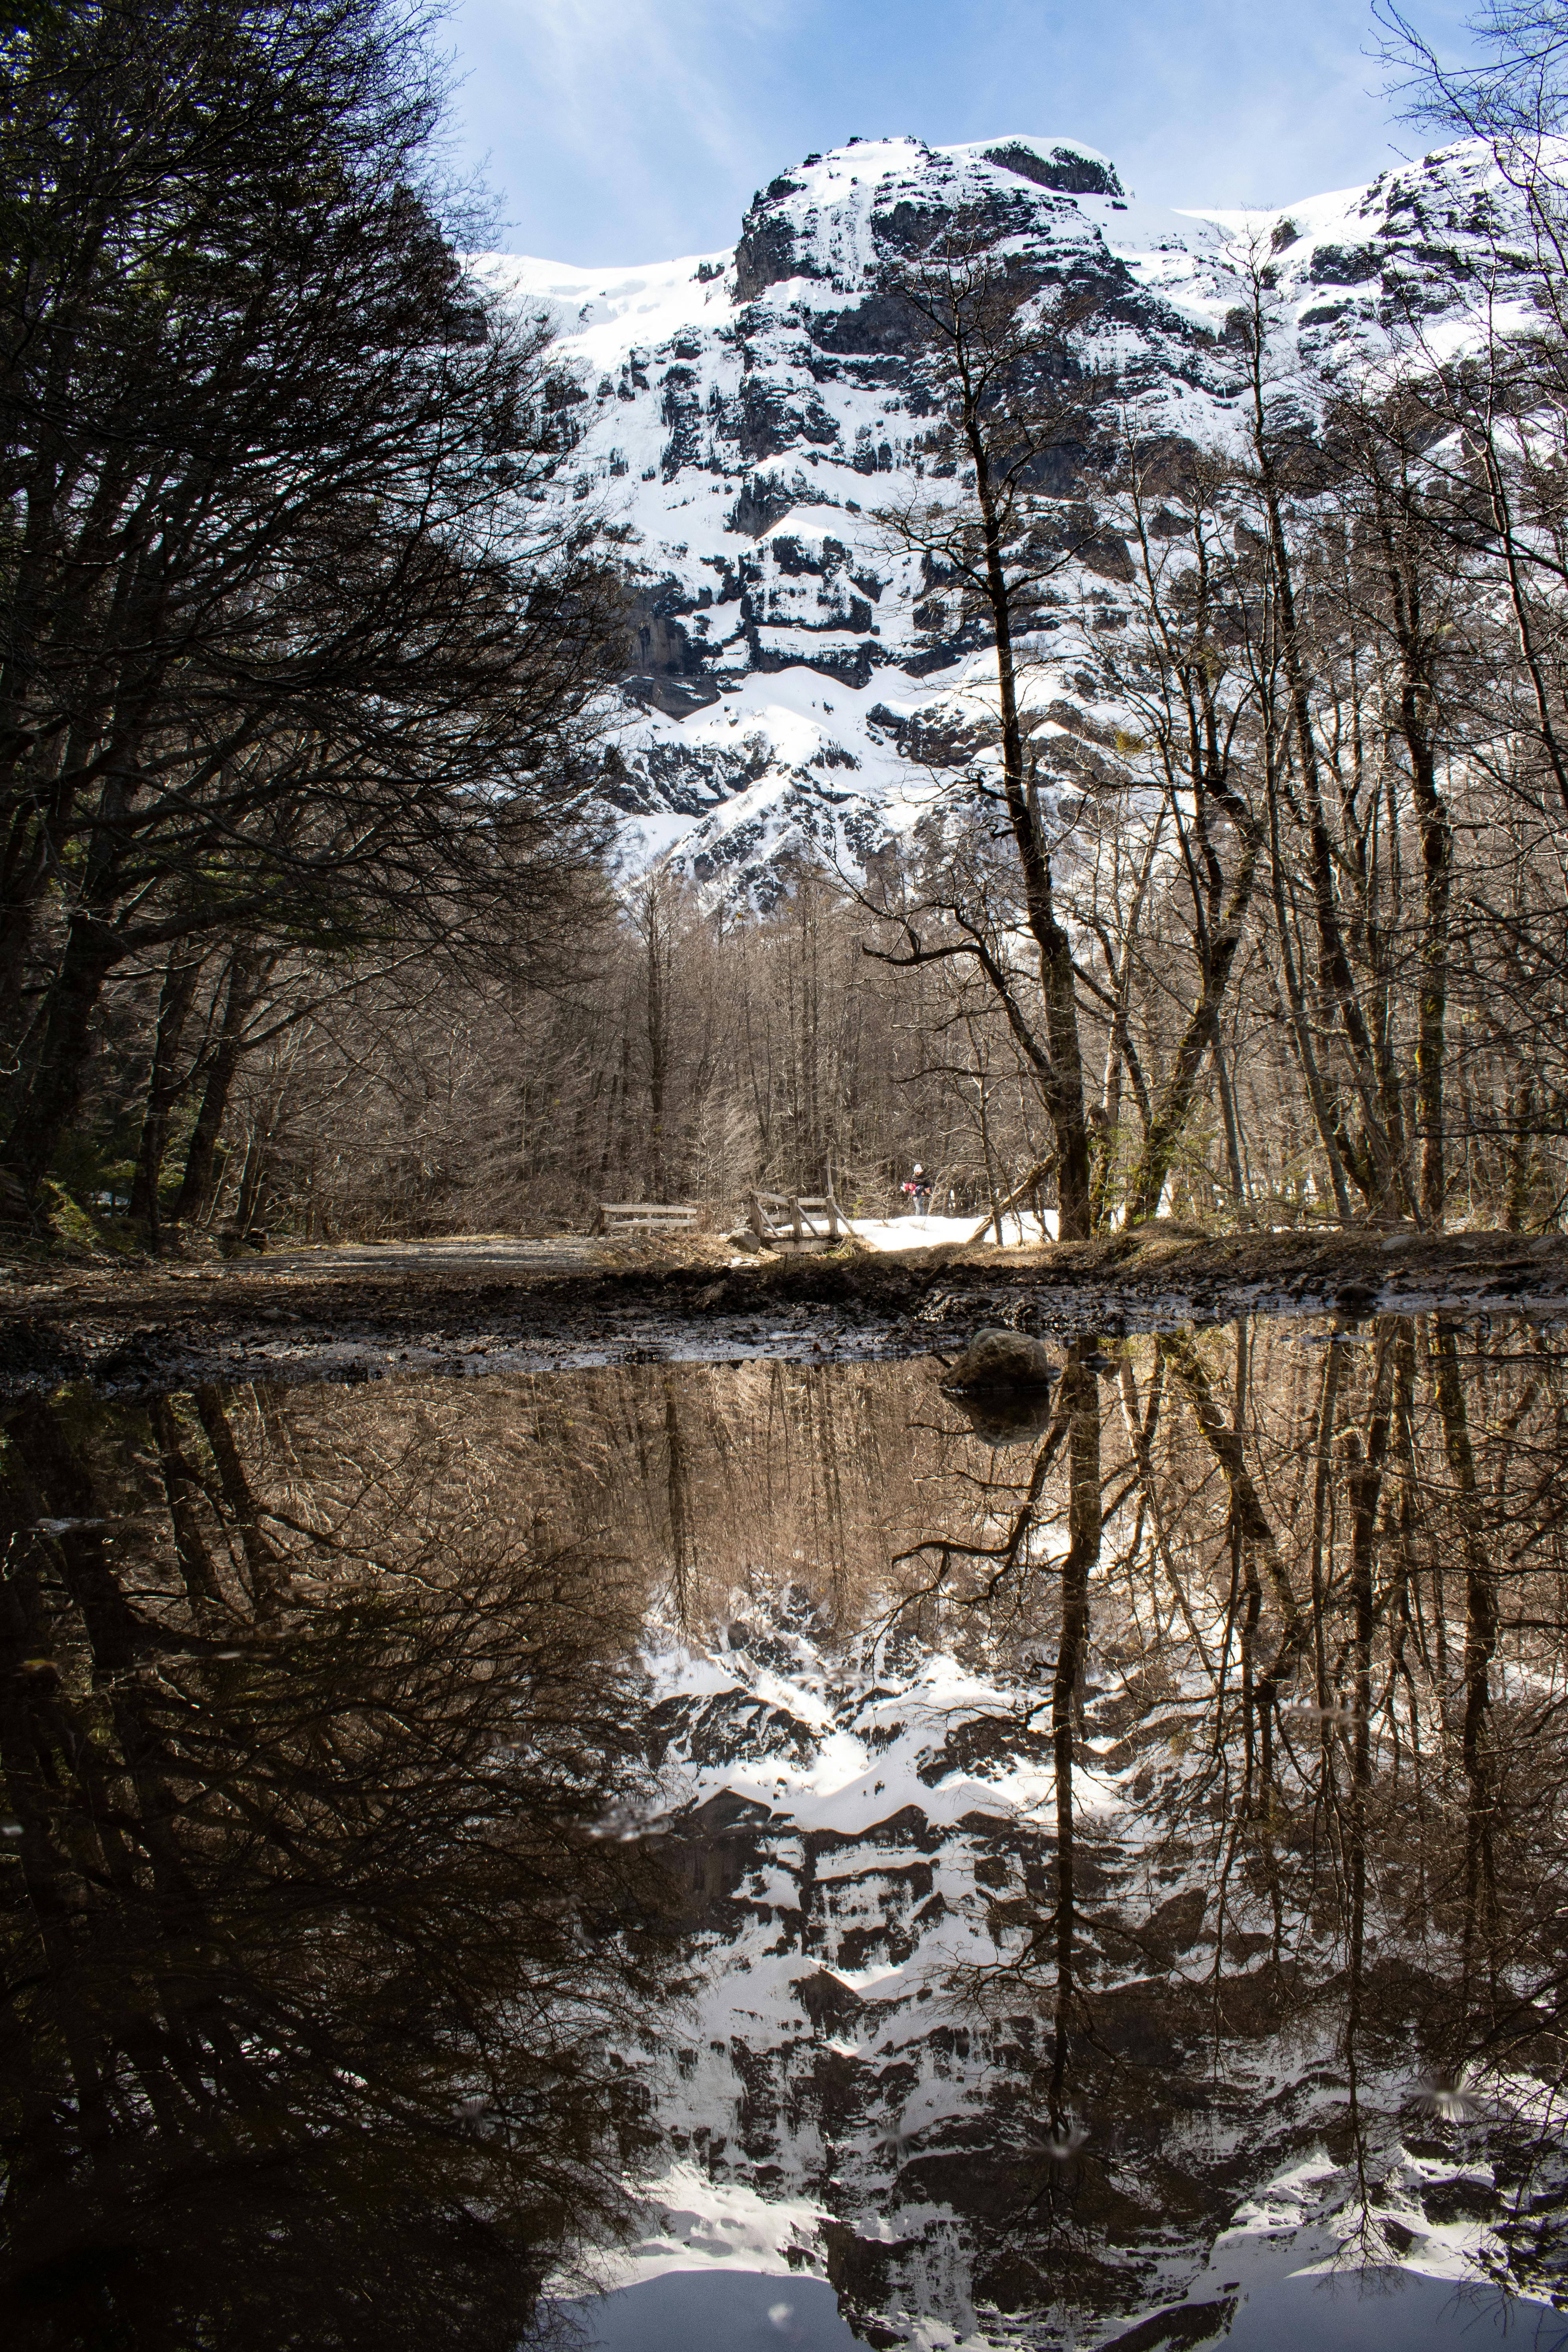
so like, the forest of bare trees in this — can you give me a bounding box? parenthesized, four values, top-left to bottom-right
(0, 0, 618, 1244)
(4, 0, 1567, 1249)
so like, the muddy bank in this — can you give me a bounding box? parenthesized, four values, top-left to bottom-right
(3, 1225, 1566, 1398)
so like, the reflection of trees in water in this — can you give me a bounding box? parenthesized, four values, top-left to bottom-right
(0, 1383, 678, 2350)
(298, 1346, 1564, 2202)
(399, 1340, 1563, 2219)
(21, 1341, 1552, 2337)
(493, 1359, 922, 1635)
(872, 1314, 1568, 2314)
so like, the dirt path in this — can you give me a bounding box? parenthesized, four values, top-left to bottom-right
(3, 1226, 1566, 1398)
(259, 1236, 601, 1275)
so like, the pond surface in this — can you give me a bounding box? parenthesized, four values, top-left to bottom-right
(2, 1311, 1566, 2350)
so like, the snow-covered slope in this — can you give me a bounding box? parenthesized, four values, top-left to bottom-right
(481, 133, 1548, 902)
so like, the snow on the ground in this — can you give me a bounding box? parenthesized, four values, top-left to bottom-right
(849, 1210, 1057, 1251)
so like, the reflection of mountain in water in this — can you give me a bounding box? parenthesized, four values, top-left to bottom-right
(3, 1316, 1566, 2348)
(591, 1320, 1568, 2346)
(638, 1588, 1566, 2345)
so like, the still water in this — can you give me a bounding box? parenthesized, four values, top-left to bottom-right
(2, 1312, 1565, 2349)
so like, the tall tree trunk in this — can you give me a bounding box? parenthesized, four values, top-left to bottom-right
(1264, 781, 1353, 1219)
(1411, 731, 1451, 1229)
(129, 947, 206, 1248)
(1126, 823, 1260, 1223)
(1, 912, 118, 1197)
(172, 948, 272, 1227)
(1475, 418, 1568, 824)
(1245, 304, 1408, 1215)
(1504, 1079, 1536, 1230)
(964, 422, 1091, 1235)
(642, 885, 669, 1201)
(1368, 446, 1451, 1228)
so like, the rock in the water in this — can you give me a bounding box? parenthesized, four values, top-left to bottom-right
(945, 1326, 1057, 1391)
(950, 1388, 1058, 1444)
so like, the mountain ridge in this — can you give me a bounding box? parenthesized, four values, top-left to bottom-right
(478, 132, 1541, 902)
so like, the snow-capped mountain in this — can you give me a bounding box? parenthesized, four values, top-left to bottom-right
(483, 133, 1540, 902)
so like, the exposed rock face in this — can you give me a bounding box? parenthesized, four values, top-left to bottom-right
(734, 171, 827, 302)
(482, 133, 1539, 903)
(983, 139, 1126, 196)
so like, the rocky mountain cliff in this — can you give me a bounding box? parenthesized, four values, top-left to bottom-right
(482, 133, 1536, 902)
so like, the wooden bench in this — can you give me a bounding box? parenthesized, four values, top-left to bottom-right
(748, 1188, 854, 1250)
(596, 1201, 701, 1237)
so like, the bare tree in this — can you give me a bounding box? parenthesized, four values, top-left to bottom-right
(0, 0, 619, 1206)
(868, 225, 1104, 1237)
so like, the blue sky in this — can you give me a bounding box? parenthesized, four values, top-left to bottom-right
(441, 0, 1482, 262)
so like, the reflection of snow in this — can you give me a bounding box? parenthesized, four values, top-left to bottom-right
(1164, 2136, 1553, 2334)
(551, 2270, 861, 2352)
(572, 2160, 829, 2294)
(622, 1587, 1568, 2343)
(642, 1633, 1064, 1839)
